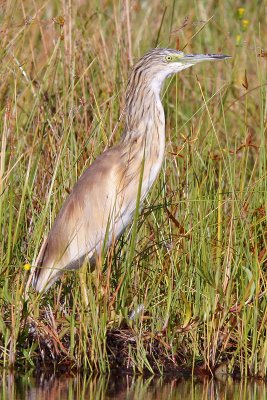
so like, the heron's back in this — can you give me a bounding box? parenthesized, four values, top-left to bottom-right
(32, 146, 128, 291)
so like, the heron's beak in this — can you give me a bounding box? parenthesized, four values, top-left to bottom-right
(183, 53, 231, 63)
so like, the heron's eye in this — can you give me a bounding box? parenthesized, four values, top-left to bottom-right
(165, 55, 173, 62)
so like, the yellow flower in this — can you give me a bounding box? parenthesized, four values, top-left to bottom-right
(23, 263, 31, 271)
(236, 35, 242, 46)
(53, 16, 65, 27)
(237, 7, 245, 19)
(242, 19, 249, 31)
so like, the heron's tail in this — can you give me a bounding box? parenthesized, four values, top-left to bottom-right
(26, 237, 60, 293)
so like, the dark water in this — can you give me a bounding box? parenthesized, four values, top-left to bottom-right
(1, 372, 266, 400)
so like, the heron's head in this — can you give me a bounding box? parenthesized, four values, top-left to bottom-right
(129, 48, 230, 93)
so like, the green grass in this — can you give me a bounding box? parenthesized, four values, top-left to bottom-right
(0, 0, 266, 377)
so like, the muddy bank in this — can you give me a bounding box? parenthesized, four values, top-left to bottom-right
(18, 320, 261, 380)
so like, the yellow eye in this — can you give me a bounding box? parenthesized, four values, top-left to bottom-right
(165, 55, 173, 62)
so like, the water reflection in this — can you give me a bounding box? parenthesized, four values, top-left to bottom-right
(1, 371, 266, 400)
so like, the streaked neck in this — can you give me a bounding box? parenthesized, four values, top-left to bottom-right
(122, 74, 165, 141)
(120, 73, 166, 195)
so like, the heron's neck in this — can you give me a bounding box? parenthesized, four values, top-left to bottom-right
(123, 77, 165, 145)
(121, 76, 166, 194)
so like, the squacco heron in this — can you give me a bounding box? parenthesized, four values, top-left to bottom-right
(32, 48, 229, 292)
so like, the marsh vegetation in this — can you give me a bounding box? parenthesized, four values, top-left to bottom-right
(0, 0, 266, 377)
